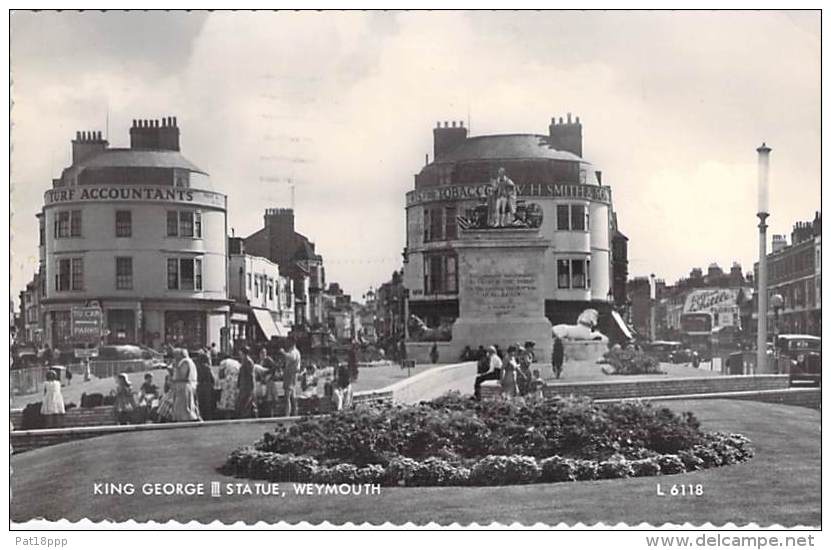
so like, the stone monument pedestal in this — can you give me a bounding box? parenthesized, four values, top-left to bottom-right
(451, 228, 553, 363)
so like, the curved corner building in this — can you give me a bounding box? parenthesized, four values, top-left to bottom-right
(39, 118, 229, 350)
(403, 114, 627, 356)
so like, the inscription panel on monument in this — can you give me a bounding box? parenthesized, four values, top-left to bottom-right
(460, 248, 544, 319)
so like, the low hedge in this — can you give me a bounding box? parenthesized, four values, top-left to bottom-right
(220, 432, 753, 487)
(220, 393, 754, 487)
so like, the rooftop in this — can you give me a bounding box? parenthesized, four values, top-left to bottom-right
(435, 134, 587, 164)
(75, 148, 207, 174)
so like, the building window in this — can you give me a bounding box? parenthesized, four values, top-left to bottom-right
(557, 258, 590, 289)
(179, 211, 194, 237)
(444, 205, 458, 240)
(54, 210, 82, 238)
(115, 210, 132, 238)
(556, 204, 589, 231)
(55, 257, 83, 291)
(71, 258, 83, 290)
(571, 258, 586, 288)
(247, 273, 252, 290)
(557, 259, 570, 289)
(115, 257, 133, 290)
(424, 206, 458, 242)
(167, 210, 203, 238)
(168, 257, 203, 291)
(167, 259, 179, 290)
(423, 253, 458, 294)
(70, 210, 82, 237)
(56, 259, 70, 291)
(254, 276, 259, 297)
(167, 211, 179, 237)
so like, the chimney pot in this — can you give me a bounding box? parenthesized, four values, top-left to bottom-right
(576, 116, 581, 124)
(452, 121, 456, 128)
(173, 116, 177, 127)
(76, 131, 81, 140)
(460, 120, 464, 127)
(436, 121, 440, 128)
(551, 117, 556, 124)
(567, 113, 572, 124)
(559, 117, 563, 124)
(443, 121, 448, 128)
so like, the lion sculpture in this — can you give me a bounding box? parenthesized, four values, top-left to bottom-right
(552, 309, 608, 342)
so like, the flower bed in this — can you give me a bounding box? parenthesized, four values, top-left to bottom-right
(220, 393, 753, 486)
(602, 347, 664, 375)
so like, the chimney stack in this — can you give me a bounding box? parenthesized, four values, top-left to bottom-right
(71, 128, 108, 165)
(129, 116, 180, 151)
(432, 117, 468, 161)
(548, 113, 583, 157)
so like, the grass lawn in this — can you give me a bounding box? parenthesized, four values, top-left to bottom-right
(10, 399, 820, 527)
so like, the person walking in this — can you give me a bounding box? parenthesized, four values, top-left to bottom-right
(516, 343, 533, 396)
(40, 370, 65, 428)
(500, 346, 520, 399)
(474, 345, 503, 400)
(171, 349, 201, 422)
(210, 342, 219, 366)
(260, 347, 280, 417)
(195, 351, 216, 420)
(217, 357, 240, 419)
(237, 346, 258, 418)
(277, 338, 301, 417)
(552, 336, 565, 379)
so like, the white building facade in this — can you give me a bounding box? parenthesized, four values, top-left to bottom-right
(39, 118, 230, 350)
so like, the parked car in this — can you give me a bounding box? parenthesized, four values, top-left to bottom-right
(775, 334, 821, 385)
(670, 348, 695, 364)
(645, 341, 683, 363)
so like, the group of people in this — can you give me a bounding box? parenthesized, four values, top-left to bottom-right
(471, 337, 566, 400)
(473, 342, 544, 401)
(126, 337, 359, 423)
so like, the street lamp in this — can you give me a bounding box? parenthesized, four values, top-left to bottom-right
(756, 143, 771, 374)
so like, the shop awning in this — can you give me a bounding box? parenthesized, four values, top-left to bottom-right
(251, 308, 283, 340)
(611, 310, 634, 341)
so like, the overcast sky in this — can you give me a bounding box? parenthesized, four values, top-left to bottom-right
(10, 10, 820, 301)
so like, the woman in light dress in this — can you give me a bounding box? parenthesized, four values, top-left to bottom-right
(217, 357, 241, 418)
(171, 349, 201, 422)
(500, 346, 520, 399)
(40, 370, 65, 428)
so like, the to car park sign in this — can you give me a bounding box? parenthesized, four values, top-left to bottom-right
(71, 306, 103, 343)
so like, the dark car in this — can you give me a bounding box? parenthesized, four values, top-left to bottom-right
(776, 335, 821, 385)
(646, 341, 683, 363)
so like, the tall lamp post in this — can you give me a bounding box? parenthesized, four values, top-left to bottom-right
(756, 143, 771, 373)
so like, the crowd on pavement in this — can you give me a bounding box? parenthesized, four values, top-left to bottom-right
(32, 336, 363, 428)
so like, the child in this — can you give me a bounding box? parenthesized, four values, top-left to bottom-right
(41, 370, 66, 428)
(138, 373, 160, 422)
(113, 373, 137, 425)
